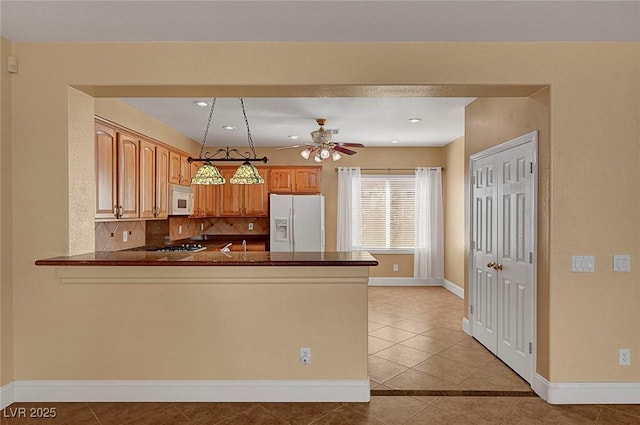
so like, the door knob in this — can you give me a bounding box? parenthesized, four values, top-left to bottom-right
(494, 263, 503, 271)
(487, 261, 496, 268)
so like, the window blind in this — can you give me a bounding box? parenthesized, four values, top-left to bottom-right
(353, 176, 416, 250)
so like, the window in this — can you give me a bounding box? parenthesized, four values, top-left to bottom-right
(353, 175, 416, 252)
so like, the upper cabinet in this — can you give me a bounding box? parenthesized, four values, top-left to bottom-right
(268, 166, 322, 194)
(169, 151, 192, 186)
(95, 122, 118, 219)
(140, 139, 170, 219)
(116, 132, 140, 219)
(95, 120, 140, 220)
(217, 166, 269, 217)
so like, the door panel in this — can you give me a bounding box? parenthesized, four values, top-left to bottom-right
(471, 157, 498, 353)
(470, 134, 535, 384)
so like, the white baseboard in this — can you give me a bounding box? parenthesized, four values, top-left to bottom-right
(1, 382, 15, 409)
(462, 317, 470, 335)
(442, 279, 464, 298)
(368, 277, 443, 286)
(533, 374, 640, 404)
(9, 380, 370, 403)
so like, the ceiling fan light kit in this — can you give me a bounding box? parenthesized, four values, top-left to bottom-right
(280, 118, 365, 163)
(189, 98, 268, 185)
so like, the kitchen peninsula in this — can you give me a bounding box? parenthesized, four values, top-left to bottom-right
(35, 251, 377, 402)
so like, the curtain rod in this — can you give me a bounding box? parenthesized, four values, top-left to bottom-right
(334, 167, 444, 172)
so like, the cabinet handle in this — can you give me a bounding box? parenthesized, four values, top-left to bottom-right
(494, 263, 503, 271)
(113, 205, 118, 218)
(487, 261, 496, 268)
(119, 206, 124, 217)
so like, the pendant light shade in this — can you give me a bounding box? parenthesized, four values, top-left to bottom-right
(191, 162, 225, 185)
(229, 161, 265, 184)
(188, 98, 268, 185)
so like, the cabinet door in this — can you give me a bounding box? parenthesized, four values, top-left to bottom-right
(117, 132, 139, 219)
(218, 167, 242, 216)
(139, 140, 156, 218)
(205, 185, 217, 216)
(95, 122, 118, 219)
(294, 168, 322, 193)
(243, 168, 269, 216)
(155, 145, 169, 218)
(268, 168, 293, 193)
(169, 151, 181, 185)
(180, 155, 191, 186)
(192, 184, 208, 217)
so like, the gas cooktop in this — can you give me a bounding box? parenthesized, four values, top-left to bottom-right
(154, 244, 206, 253)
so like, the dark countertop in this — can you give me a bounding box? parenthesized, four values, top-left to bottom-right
(35, 251, 379, 267)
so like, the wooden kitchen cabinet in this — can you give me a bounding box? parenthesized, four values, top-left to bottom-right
(95, 120, 140, 219)
(169, 151, 192, 186)
(294, 168, 322, 193)
(139, 140, 156, 218)
(154, 145, 170, 218)
(268, 168, 293, 192)
(116, 132, 140, 219)
(95, 122, 118, 219)
(140, 141, 169, 219)
(191, 184, 217, 217)
(217, 166, 269, 217)
(268, 166, 322, 194)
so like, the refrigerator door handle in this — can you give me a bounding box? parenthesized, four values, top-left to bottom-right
(291, 207, 295, 251)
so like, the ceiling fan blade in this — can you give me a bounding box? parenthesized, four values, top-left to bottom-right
(333, 146, 358, 155)
(275, 144, 314, 150)
(336, 142, 365, 148)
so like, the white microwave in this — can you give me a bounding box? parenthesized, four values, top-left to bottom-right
(169, 184, 194, 215)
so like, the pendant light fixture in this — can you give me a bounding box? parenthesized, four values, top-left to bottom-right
(188, 98, 268, 185)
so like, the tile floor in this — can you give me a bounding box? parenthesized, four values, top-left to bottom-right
(3, 399, 640, 424)
(367, 286, 530, 393)
(3, 287, 639, 424)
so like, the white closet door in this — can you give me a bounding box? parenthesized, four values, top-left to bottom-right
(471, 155, 498, 354)
(495, 143, 535, 382)
(470, 132, 536, 384)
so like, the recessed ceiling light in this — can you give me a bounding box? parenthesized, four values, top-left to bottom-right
(288, 135, 300, 140)
(193, 101, 209, 107)
(222, 126, 236, 131)
(408, 118, 422, 123)
(391, 140, 400, 144)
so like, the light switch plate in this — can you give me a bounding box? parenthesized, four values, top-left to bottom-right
(613, 255, 631, 272)
(572, 256, 595, 272)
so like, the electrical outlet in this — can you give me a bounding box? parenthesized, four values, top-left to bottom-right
(393, 264, 399, 272)
(122, 231, 128, 242)
(300, 347, 311, 364)
(248, 223, 254, 231)
(619, 348, 631, 366)
(178, 225, 183, 234)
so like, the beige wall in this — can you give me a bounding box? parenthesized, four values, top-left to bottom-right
(443, 136, 465, 289)
(465, 89, 552, 376)
(5, 42, 640, 385)
(0, 38, 15, 386)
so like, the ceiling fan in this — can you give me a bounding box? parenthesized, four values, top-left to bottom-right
(276, 118, 365, 162)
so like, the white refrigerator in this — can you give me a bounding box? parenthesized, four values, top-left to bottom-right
(269, 194, 325, 252)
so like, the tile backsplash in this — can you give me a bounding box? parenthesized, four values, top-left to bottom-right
(96, 217, 270, 251)
(95, 221, 146, 251)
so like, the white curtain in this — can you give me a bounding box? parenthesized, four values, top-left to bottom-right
(414, 167, 444, 279)
(336, 167, 362, 251)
